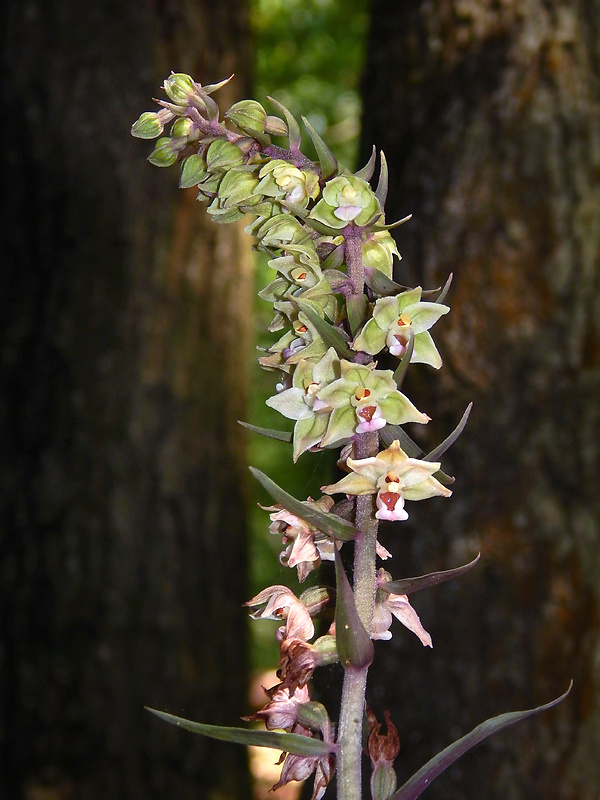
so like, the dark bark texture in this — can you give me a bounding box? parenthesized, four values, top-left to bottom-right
(1, 1, 253, 799)
(361, 1, 600, 799)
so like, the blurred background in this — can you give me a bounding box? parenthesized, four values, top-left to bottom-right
(2, 0, 599, 799)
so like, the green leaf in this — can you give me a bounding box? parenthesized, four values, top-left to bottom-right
(347, 294, 369, 338)
(423, 404, 472, 462)
(146, 708, 335, 756)
(302, 116, 338, 180)
(375, 150, 389, 208)
(379, 554, 481, 596)
(364, 268, 409, 298)
(238, 420, 292, 443)
(334, 547, 374, 670)
(389, 684, 572, 800)
(249, 467, 357, 541)
(295, 300, 354, 360)
(379, 425, 423, 458)
(354, 145, 377, 181)
(393, 329, 414, 389)
(268, 96, 302, 151)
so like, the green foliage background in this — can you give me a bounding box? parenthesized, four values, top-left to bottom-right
(247, 0, 369, 668)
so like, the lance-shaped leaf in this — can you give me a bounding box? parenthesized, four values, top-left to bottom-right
(295, 300, 354, 360)
(347, 294, 369, 338)
(250, 467, 357, 541)
(238, 420, 292, 443)
(268, 96, 302, 151)
(375, 150, 389, 208)
(364, 268, 410, 298)
(389, 684, 572, 800)
(302, 116, 338, 180)
(334, 547, 374, 669)
(380, 425, 455, 485)
(146, 708, 336, 757)
(435, 273, 453, 304)
(379, 554, 481, 596)
(423, 404, 472, 462)
(393, 329, 415, 389)
(355, 145, 377, 181)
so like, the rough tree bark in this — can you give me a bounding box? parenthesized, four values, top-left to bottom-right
(1, 2, 253, 799)
(361, 2, 600, 799)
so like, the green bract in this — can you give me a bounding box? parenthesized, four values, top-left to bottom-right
(309, 175, 382, 230)
(353, 288, 450, 369)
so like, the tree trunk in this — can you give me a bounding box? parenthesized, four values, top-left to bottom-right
(361, 2, 600, 798)
(1, 2, 253, 799)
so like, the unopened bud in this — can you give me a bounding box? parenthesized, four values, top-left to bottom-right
(295, 701, 331, 735)
(299, 586, 335, 616)
(180, 154, 207, 188)
(147, 137, 179, 167)
(265, 115, 289, 137)
(312, 634, 338, 665)
(206, 140, 244, 171)
(163, 73, 196, 106)
(171, 118, 194, 138)
(370, 764, 398, 800)
(131, 111, 165, 140)
(226, 100, 267, 134)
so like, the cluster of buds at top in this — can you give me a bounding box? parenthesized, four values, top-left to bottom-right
(133, 74, 458, 800)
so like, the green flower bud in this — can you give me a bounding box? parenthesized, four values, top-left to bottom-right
(265, 115, 289, 137)
(218, 168, 260, 207)
(362, 231, 400, 279)
(206, 140, 244, 172)
(180, 154, 207, 188)
(206, 203, 245, 224)
(171, 118, 194, 138)
(147, 137, 179, 167)
(131, 111, 165, 140)
(225, 100, 267, 134)
(371, 764, 398, 800)
(312, 634, 339, 664)
(299, 585, 335, 616)
(163, 73, 196, 106)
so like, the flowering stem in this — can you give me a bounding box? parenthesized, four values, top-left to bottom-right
(337, 222, 380, 800)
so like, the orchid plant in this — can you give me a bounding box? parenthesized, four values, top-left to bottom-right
(132, 73, 569, 800)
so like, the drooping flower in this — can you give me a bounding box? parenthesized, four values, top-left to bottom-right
(263, 496, 339, 581)
(273, 744, 335, 800)
(315, 363, 429, 449)
(353, 288, 450, 369)
(372, 569, 432, 646)
(246, 684, 311, 731)
(245, 586, 314, 642)
(321, 439, 451, 521)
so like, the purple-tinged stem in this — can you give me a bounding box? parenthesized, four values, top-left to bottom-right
(336, 222, 380, 800)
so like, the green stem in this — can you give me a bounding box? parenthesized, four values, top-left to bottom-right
(337, 222, 380, 800)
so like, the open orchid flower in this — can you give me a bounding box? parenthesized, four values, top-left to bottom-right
(372, 569, 432, 646)
(245, 586, 315, 642)
(263, 495, 339, 581)
(322, 439, 451, 521)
